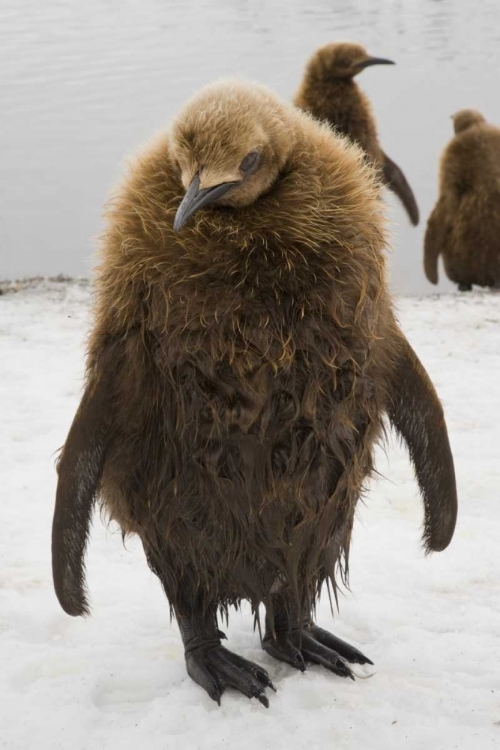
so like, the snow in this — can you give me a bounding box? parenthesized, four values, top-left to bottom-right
(1, 279, 499, 749)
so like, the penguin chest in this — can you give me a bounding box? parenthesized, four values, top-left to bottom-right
(102, 316, 380, 559)
(157, 326, 377, 515)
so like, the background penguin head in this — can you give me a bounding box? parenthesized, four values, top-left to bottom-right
(307, 42, 395, 80)
(171, 80, 296, 231)
(452, 109, 486, 134)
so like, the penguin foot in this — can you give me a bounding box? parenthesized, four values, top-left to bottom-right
(185, 643, 275, 707)
(458, 282, 472, 292)
(263, 624, 372, 679)
(307, 625, 373, 666)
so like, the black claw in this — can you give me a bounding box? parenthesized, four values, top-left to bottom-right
(349, 651, 373, 666)
(257, 693, 269, 708)
(256, 671, 273, 688)
(295, 657, 306, 673)
(258, 677, 273, 687)
(334, 659, 355, 680)
(205, 679, 223, 706)
(269, 681, 277, 693)
(217, 629, 228, 640)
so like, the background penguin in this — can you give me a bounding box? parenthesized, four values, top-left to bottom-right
(424, 109, 500, 291)
(52, 79, 456, 708)
(294, 41, 420, 226)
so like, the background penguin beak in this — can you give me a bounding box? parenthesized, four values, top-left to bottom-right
(358, 56, 395, 69)
(173, 173, 240, 232)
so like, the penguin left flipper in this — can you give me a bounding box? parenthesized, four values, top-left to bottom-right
(385, 333, 458, 552)
(381, 151, 420, 225)
(52, 340, 119, 618)
(424, 198, 451, 284)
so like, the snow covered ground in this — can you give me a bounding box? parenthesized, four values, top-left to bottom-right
(1, 279, 499, 749)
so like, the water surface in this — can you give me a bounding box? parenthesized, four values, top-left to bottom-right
(2, 0, 500, 293)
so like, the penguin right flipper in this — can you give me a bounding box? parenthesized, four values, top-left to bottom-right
(424, 199, 449, 284)
(381, 151, 420, 226)
(386, 333, 457, 552)
(52, 341, 119, 617)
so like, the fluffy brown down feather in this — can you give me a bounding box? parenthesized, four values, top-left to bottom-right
(424, 109, 500, 288)
(295, 43, 381, 163)
(294, 42, 419, 226)
(53, 80, 454, 626)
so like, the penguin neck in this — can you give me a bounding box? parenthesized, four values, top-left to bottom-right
(307, 76, 362, 131)
(303, 74, 377, 160)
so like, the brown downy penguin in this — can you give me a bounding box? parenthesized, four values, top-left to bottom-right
(294, 42, 420, 225)
(52, 79, 456, 708)
(424, 109, 500, 291)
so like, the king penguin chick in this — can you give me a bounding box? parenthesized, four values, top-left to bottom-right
(52, 79, 457, 708)
(424, 109, 500, 291)
(294, 42, 420, 225)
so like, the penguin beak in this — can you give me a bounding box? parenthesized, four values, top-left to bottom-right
(173, 173, 239, 232)
(358, 56, 395, 70)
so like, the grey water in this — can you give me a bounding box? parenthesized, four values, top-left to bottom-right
(2, 0, 500, 294)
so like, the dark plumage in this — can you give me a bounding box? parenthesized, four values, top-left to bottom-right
(52, 80, 456, 708)
(424, 109, 500, 290)
(295, 41, 420, 225)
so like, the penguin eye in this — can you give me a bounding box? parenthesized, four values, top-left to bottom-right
(239, 150, 260, 175)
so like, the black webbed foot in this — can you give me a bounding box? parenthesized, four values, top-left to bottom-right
(307, 625, 373, 666)
(186, 643, 274, 707)
(177, 608, 274, 707)
(263, 620, 372, 680)
(262, 629, 307, 672)
(458, 282, 472, 292)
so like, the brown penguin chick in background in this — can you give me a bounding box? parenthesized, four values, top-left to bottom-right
(424, 109, 500, 291)
(295, 41, 420, 225)
(52, 80, 457, 708)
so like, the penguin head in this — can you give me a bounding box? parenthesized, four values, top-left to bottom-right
(452, 109, 486, 134)
(307, 42, 395, 80)
(171, 80, 295, 231)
